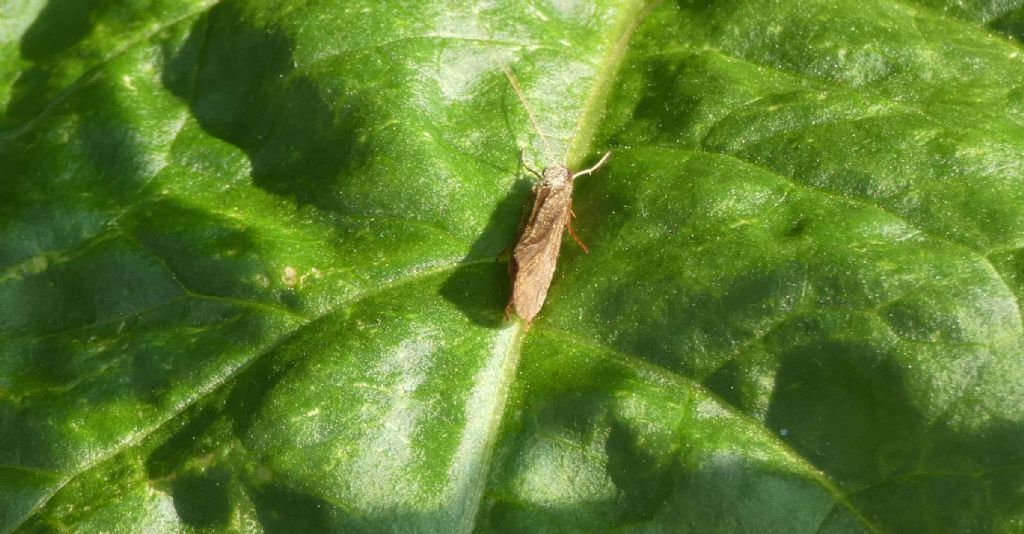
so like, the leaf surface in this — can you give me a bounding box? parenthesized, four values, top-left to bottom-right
(2, 0, 1023, 532)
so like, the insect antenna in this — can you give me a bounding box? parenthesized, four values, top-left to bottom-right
(501, 64, 556, 165)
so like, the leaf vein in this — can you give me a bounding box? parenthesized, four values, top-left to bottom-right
(0, 0, 223, 143)
(534, 324, 883, 534)
(644, 145, 1024, 336)
(3, 257, 491, 532)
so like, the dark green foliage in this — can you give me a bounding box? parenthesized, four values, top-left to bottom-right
(2, 0, 1023, 532)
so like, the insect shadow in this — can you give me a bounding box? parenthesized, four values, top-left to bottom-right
(439, 175, 533, 328)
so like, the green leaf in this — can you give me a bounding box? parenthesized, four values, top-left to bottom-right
(2, 0, 1023, 532)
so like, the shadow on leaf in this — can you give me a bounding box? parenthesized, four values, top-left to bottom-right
(439, 177, 531, 327)
(2, 0, 108, 131)
(161, 0, 369, 212)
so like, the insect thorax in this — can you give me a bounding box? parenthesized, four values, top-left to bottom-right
(542, 164, 571, 187)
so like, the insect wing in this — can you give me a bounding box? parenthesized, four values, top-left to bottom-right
(509, 184, 573, 322)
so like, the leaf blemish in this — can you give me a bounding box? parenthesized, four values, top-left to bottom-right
(282, 266, 299, 287)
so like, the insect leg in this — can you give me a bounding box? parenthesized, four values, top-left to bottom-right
(566, 202, 589, 254)
(519, 148, 543, 180)
(572, 151, 611, 179)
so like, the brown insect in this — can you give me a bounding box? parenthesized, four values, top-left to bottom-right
(501, 65, 611, 325)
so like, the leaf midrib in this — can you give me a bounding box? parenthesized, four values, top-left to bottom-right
(566, 0, 664, 167)
(456, 2, 659, 530)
